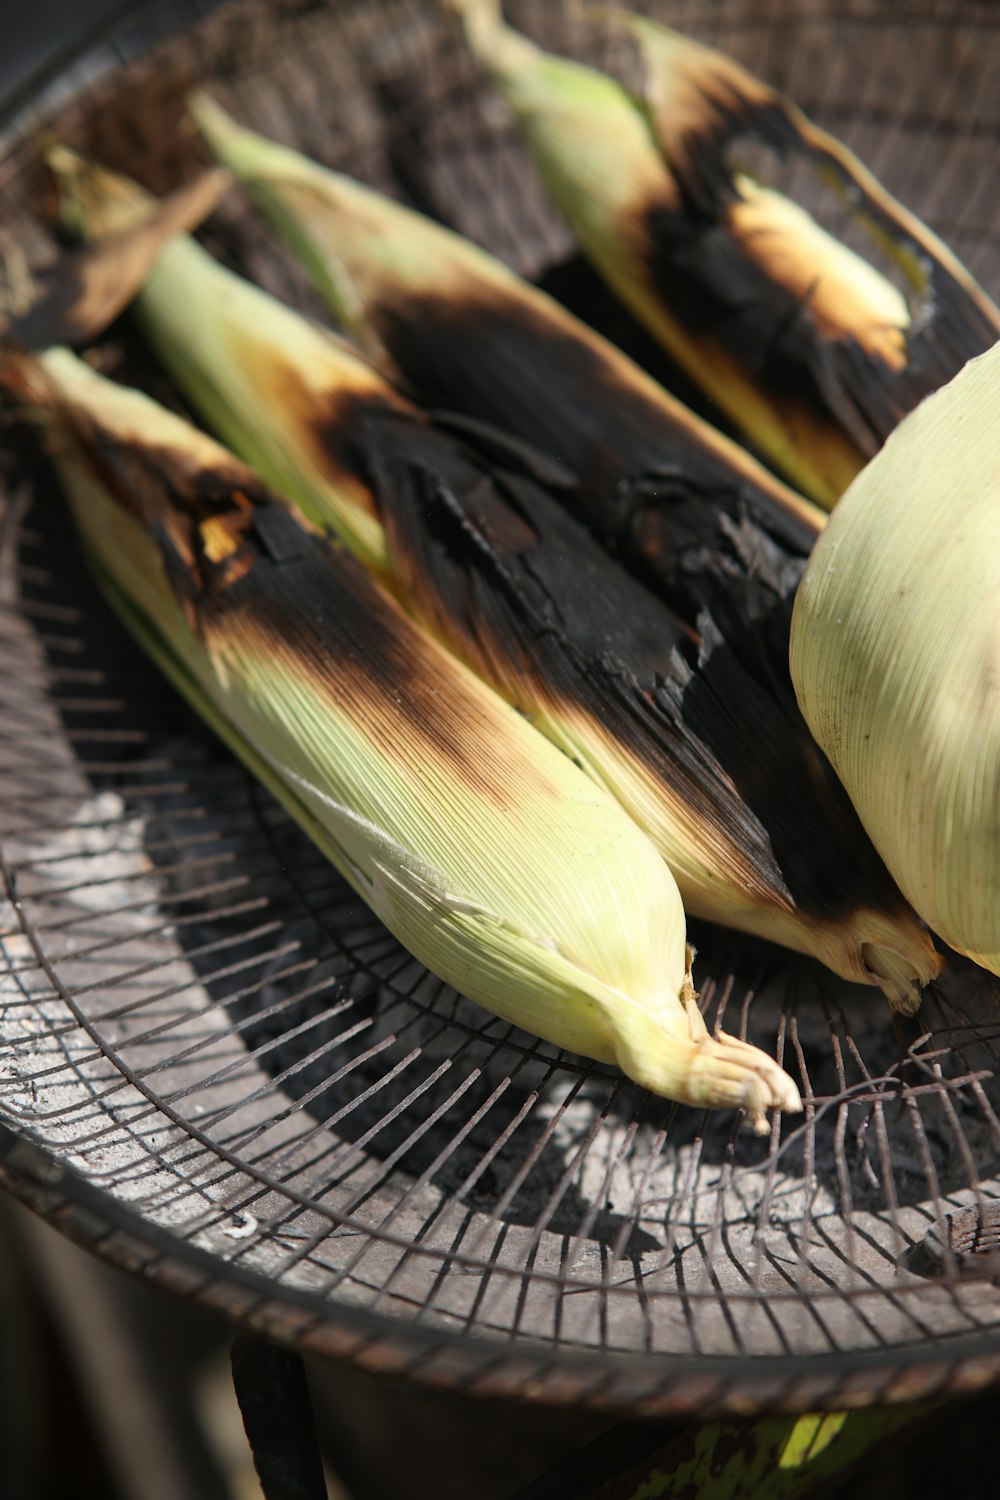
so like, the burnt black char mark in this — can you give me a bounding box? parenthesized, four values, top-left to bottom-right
(373, 287, 817, 680)
(207, 525, 536, 811)
(351, 404, 908, 926)
(73, 420, 524, 810)
(645, 85, 999, 451)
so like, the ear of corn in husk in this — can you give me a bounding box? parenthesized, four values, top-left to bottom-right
(45, 149, 943, 1010)
(185, 99, 817, 818)
(449, 0, 1000, 509)
(790, 343, 1000, 976)
(45, 146, 394, 578)
(187, 92, 823, 643)
(183, 103, 946, 1006)
(1, 344, 811, 1127)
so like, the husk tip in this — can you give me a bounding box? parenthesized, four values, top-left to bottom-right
(862, 940, 944, 1017)
(446, 0, 540, 73)
(187, 89, 239, 149)
(688, 1030, 803, 1132)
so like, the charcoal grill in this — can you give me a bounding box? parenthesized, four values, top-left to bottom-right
(1, 0, 1000, 1428)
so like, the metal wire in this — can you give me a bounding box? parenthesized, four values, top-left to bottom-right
(1, 0, 1000, 1417)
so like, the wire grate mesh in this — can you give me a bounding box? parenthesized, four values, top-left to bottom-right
(1, 0, 1000, 1415)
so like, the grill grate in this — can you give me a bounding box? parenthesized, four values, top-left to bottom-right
(1, 0, 1000, 1416)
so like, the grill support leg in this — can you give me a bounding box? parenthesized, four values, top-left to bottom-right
(231, 1331, 328, 1500)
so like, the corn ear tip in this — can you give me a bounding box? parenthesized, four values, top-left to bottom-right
(741, 1060, 802, 1134)
(750, 1047, 803, 1123)
(43, 140, 79, 173)
(446, 0, 531, 66)
(186, 88, 234, 142)
(443, 0, 497, 20)
(681, 942, 800, 1126)
(777, 1074, 804, 1117)
(862, 936, 945, 1016)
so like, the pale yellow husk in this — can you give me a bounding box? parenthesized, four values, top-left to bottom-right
(790, 344, 1000, 974)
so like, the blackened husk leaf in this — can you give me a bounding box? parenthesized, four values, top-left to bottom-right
(348, 402, 912, 931)
(636, 36, 1000, 460)
(373, 285, 814, 684)
(638, 193, 992, 466)
(71, 420, 542, 810)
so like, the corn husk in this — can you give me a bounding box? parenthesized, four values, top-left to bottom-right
(45, 147, 944, 1009)
(0, 168, 229, 351)
(44, 147, 394, 577)
(3, 345, 812, 1125)
(188, 92, 822, 640)
(790, 343, 1000, 976)
(450, 1, 1000, 508)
